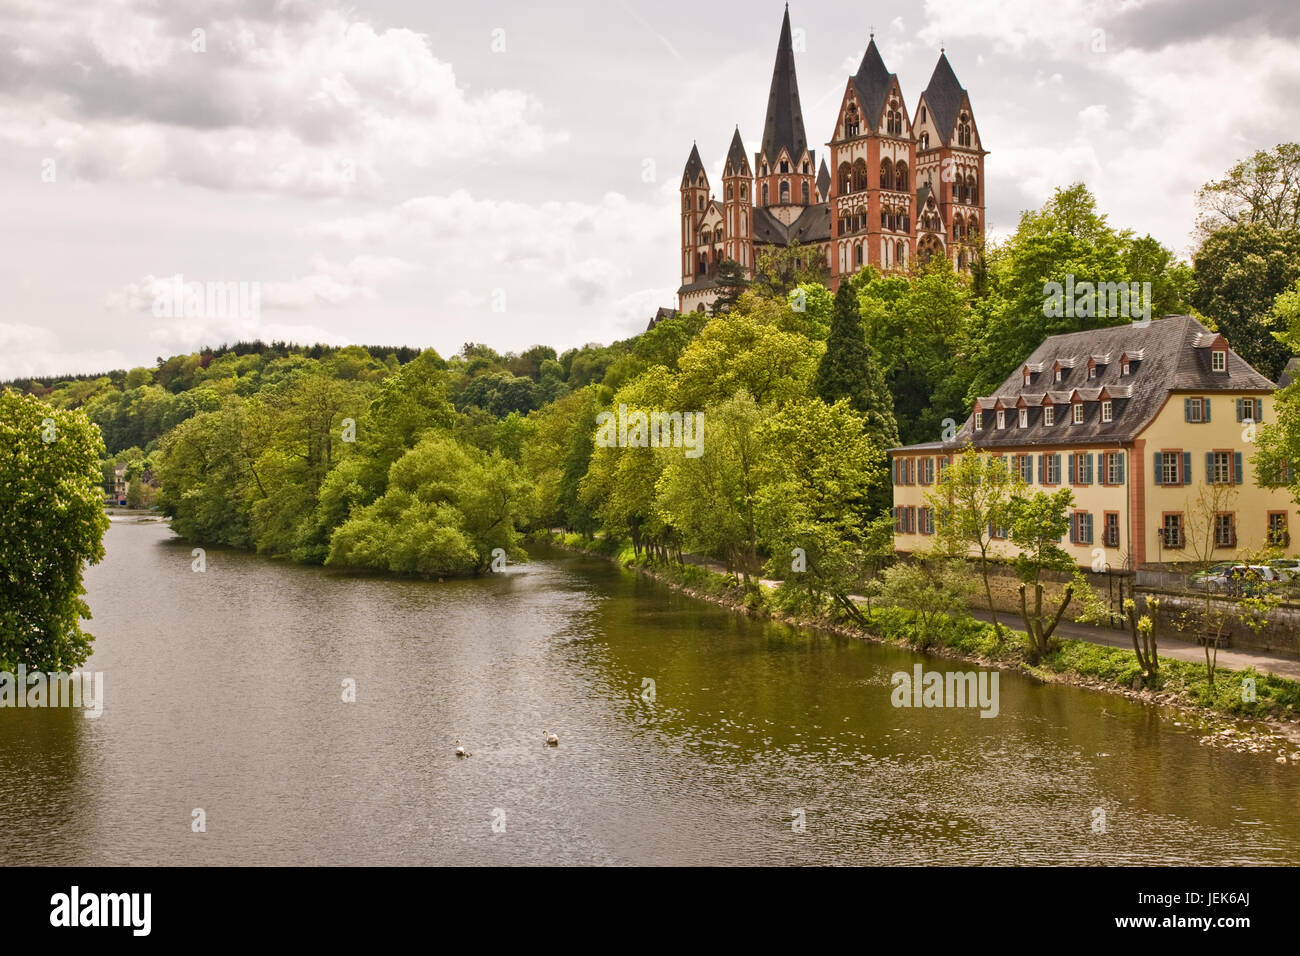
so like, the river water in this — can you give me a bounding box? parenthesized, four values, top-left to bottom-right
(2, 517, 1298, 865)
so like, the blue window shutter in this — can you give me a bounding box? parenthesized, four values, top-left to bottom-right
(1053, 453, 1061, 482)
(1257, 399, 1264, 423)
(1086, 453, 1094, 484)
(1084, 513, 1092, 544)
(1038, 454, 1045, 483)
(1234, 452, 1243, 485)
(1206, 452, 1214, 483)
(1182, 451, 1192, 485)
(1235, 398, 1243, 422)
(1204, 398, 1211, 422)
(1069, 516, 1077, 543)
(1184, 397, 1192, 421)
(1067, 453, 1075, 483)
(1153, 452, 1163, 485)
(1117, 453, 1125, 485)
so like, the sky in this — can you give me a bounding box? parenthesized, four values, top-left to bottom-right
(2, 0, 1299, 379)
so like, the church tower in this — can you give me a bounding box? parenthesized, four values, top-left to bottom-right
(680, 143, 709, 288)
(827, 35, 915, 288)
(754, 6, 816, 225)
(722, 128, 753, 273)
(913, 51, 987, 270)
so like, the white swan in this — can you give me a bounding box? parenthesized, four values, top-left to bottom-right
(545, 732, 559, 747)
(455, 739, 472, 758)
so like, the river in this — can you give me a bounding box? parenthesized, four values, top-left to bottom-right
(2, 517, 1298, 865)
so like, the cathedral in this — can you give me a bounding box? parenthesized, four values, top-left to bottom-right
(676, 6, 987, 314)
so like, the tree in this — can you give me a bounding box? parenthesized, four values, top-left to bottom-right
(815, 282, 899, 462)
(1196, 143, 1300, 237)
(878, 558, 975, 648)
(1255, 278, 1300, 501)
(711, 258, 749, 314)
(926, 449, 1023, 643)
(1004, 488, 1078, 662)
(0, 391, 111, 672)
(750, 242, 829, 299)
(1191, 224, 1300, 381)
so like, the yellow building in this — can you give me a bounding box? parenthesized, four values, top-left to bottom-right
(888, 315, 1297, 569)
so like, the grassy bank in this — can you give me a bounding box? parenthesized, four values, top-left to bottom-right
(540, 532, 1300, 739)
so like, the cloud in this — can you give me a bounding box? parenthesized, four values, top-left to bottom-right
(0, 1, 561, 194)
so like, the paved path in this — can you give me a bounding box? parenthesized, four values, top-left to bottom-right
(963, 607, 1300, 681)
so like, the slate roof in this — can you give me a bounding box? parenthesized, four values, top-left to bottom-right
(682, 143, 706, 184)
(677, 276, 721, 295)
(752, 204, 831, 245)
(817, 159, 831, 201)
(760, 8, 808, 163)
(920, 52, 966, 147)
(851, 38, 896, 132)
(1279, 356, 1300, 389)
(890, 315, 1277, 453)
(725, 128, 751, 177)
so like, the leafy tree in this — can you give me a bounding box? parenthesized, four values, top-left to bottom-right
(711, 258, 749, 314)
(1255, 279, 1300, 499)
(1191, 224, 1300, 381)
(750, 242, 829, 298)
(675, 309, 820, 409)
(0, 391, 111, 671)
(878, 558, 975, 648)
(926, 449, 1023, 643)
(1196, 143, 1300, 237)
(814, 282, 899, 460)
(1004, 488, 1078, 662)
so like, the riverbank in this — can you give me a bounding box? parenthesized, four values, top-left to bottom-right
(538, 532, 1300, 760)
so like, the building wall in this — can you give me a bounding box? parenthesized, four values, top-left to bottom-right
(889, 395, 1300, 570)
(1135, 392, 1296, 565)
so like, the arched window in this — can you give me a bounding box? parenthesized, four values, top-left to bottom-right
(761, 183, 769, 204)
(855, 242, 863, 267)
(698, 196, 705, 210)
(683, 197, 689, 211)
(780, 160, 789, 173)
(845, 104, 860, 137)
(741, 185, 747, 199)
(780, 181, 790, 203)
(895, 239, 905, 265)
(967, 173, 978, 204)
(967, 216, 979, 238)
(920, 106, 927, 123)
(881, 209, 889, 230)
(726, 185, 732, 200)
(894, 161, 908, 191)
(879, 159, 893, 191)
(919, 133, 930, 150)
(837, 162, 852, 194)
(951, 215, 963, 240)
(886, 110, 902, 135)
(852, 158, 868, 192)
(701, 229, 711, 245)
(958, 116, 972, 147)
(801, 181, 809, 204)
(741, 211, 748, 235)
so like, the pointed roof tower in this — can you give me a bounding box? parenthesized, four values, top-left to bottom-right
(682, 142, 706, 185)
(851, 36, 897, 131)
(816, 159, 831, 200)
(760, 7, 808, 163)
(921, 51, 968, 146)
(725, 127, 751, 177)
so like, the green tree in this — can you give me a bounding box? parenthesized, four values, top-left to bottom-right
(926, 449, 1023, 643)
(1004, 488, 1077, 662)
(814, 282, 899, 463)
(1196, 143, 1300, 237)
(711, 258, 749, 314)
(1191, 224, 1300, 381)
(0, 392, 111, 671)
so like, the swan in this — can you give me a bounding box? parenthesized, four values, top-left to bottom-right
(545, 732, 559, 747)
(455, 739, 472, 758)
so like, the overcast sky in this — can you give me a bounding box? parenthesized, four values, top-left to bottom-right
(2, 0, 1299, 379)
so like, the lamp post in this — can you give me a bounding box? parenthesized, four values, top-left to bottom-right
(1155, 527, 1164, 565)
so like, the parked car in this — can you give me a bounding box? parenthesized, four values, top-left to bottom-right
(1207, 564, 1281, 596)
(1266, 558, 1300, 581)
(1191, 561, 1238, 585)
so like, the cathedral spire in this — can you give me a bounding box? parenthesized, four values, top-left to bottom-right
(725, 127, 751, 177)
(760, 7, 807, 163)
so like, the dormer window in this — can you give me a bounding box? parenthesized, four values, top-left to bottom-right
(996, 410, 1006, 429)
(1087, 366, 1096, 380)
(973, 409, 983, 431)
(1212, 349, 1227, 372)
(1044, 406, 1055, 426)
(1101, 400, 1113, 423)
(1121, 359, 1130, 376)
(1055, 368, 1063, 383)
(1018, 408, 1028, 428)
(1072, 403, 1084, 424)
(1023, 371, 1031, 387)
(780, 160, 789, 173)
